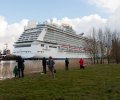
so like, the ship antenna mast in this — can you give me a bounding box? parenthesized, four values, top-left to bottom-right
(4, 43, 8, 50)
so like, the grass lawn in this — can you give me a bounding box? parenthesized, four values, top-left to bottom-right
(0, 64, 120, 100)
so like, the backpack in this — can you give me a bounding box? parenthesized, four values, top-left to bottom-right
(48, 59, 55, 68)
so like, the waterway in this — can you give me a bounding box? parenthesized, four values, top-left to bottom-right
(0, 59, 83, 80)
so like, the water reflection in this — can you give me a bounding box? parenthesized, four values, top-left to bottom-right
(0, 61, 14, 80)
(0, 60, 43, 80)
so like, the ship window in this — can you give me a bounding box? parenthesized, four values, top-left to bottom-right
(14, 44, 31, 48)
(49, 45, 57, 48)
(37, 51, 44, 53)
(41, 44, 44, 47)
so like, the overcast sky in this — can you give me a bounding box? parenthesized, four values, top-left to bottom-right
(0, 0, 120, 51)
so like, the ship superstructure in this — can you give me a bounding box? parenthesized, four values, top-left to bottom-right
(13, 21, 88, 58)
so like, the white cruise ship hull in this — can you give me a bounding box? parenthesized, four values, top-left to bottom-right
(13, 41, 88, 59)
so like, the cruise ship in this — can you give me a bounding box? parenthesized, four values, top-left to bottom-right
(13, 21, 89, 59)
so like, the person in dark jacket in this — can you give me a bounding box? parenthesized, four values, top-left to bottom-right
(16, 56, 25, 78)
(65, 58, 69, 70)
(47, 56, 55, 79)
(42, 57, 47, 74)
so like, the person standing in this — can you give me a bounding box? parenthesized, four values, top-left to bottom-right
(16, 56, 25, 78)
(79, 58, 84, 69)
(42, 57, 47, 74)
(47, 56, 55, 79)
(65, 58, 69, 70)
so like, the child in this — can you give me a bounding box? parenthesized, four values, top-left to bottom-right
(13, 65, 18, 78)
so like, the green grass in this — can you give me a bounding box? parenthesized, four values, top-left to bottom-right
(0, 64, 120, 100)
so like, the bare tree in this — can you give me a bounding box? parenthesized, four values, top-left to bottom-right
(97, 29, 106, 64)
(84, 28, 98, 64)
(104, 28, 112, 64)
(111, 31, 120, 63)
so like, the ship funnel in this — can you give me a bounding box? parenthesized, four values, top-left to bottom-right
(24, 20, 37, 30)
